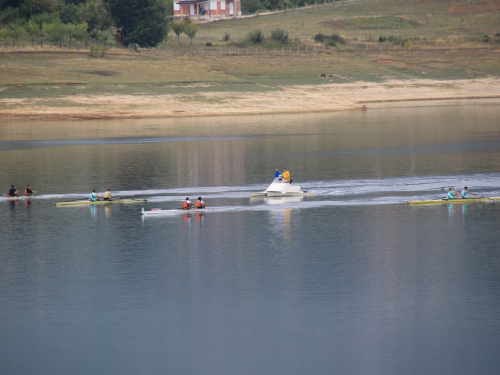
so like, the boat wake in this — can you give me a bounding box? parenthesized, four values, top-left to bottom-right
(3, 173, 500, 207)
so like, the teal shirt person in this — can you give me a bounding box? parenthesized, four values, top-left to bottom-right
(89, 190, 100, 202)
(461, 186, 471, 199)
(447, 188, 456, 200)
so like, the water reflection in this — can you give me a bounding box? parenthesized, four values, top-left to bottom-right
(1, 100, 500, 375)
(1, 99, 500, 194)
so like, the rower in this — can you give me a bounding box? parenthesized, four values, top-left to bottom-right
(447, 187, 459, 200)
(182, 197, 193, 209)
(461, 186, 475, 199)
(103, 188, 114, 201)
(195, 197, 206, 209)
(24, 185, 37, 196)
(89, 190, 101, 202)
(7, 185, 19, 197)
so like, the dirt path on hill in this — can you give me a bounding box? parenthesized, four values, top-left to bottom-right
(0, 77, 499, 120)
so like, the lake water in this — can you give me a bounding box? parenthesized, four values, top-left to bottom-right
(1, 99, 500, 375)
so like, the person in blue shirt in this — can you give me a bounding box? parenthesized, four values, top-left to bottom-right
(89, 190, 101, 202)
(274, 169, 281, 178)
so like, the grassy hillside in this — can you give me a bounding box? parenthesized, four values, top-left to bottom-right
(0, 0, 499, 106)
(187, 0, 500, 47)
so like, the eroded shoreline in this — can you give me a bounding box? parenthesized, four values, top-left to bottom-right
(1, 78, 499, 120)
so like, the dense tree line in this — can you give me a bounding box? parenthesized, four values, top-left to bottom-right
(0, 0, 171, 47)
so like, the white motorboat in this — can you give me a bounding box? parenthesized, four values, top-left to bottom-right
(250, 177, 315, 197)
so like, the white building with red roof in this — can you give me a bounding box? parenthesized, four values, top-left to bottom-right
(174, 0, 241, 18)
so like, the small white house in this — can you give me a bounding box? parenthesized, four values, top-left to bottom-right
(174, 0, 241, 18)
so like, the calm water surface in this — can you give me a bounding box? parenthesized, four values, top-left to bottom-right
(1, 100, 500, 375)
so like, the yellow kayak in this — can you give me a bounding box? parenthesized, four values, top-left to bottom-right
(408, 197, 500, 205)
(55, 199, 147, 207)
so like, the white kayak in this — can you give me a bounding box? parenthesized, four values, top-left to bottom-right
(250, 177, 315, 197)
(142, 207, 207, 215)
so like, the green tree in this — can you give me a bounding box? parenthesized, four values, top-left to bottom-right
(19, 0, 55, 19)
(42, 21, 67, 46)
(57, 2, 82, 24)
(9, 22, 24, 47)
(32, 12, 60, 28)
(183, 22, 198, 45)
(105, 0, 168, 47)
(241, 0, 261, 13)
(67, 21, 88, 48)
(25, 19, 42, 46)
(0, 28, 10, 47)
(82, 0, 111, 37)
(0, 6, 20, 25)
(170, 20, 184, 44)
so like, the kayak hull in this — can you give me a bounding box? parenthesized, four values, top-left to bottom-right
(408, 197, 500, 205)
(142, 207, 206, 215)
(55, 199, 147, 207)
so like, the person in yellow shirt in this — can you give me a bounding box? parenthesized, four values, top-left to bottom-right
(282, 168, 292, 184)
(103, 188, 114, 201)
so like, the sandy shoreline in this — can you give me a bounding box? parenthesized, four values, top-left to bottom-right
(1, 77, 499, 120)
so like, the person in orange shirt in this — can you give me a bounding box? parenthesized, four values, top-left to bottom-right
(182, 197, 193, 209)
(195, 197, 206, 209)
(24, 185, 37, 196)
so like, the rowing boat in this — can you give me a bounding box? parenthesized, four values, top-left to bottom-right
(408, 197, 500, 205)
(54, 198, 147, 207)
(250, 177, 316, 197)
(142, 207, 206, 215)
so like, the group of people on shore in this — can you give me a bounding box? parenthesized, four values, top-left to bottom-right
(274, 168, 293, 184)
(6, 185, 37, 197)
(447, 186, 477, 200)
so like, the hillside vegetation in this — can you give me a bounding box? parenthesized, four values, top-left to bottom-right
(0, 0, 499, 120)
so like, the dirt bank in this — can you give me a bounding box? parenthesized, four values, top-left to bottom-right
(1, 77, 499, 120)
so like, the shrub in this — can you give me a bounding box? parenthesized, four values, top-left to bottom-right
(329, 34, 346, 44)
(271, 28, 288, 44)
(313, 33, 327, 43)
(248, 29, 263, 44)
(223, 32, 230, 41)
(313, 33, 345, 47)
